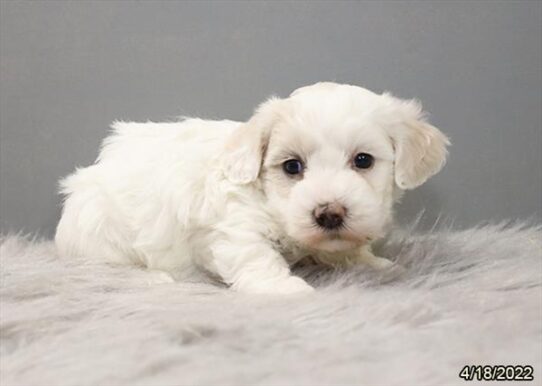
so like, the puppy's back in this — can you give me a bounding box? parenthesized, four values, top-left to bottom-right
(55, 118, 240, 264)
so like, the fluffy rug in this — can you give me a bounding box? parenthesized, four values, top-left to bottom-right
(1, 222, 541, 386)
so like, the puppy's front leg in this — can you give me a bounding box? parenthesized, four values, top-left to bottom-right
(208, 238, 314, 295)
(348, 245, 394, 270)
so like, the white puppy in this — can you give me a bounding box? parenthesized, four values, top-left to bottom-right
(56, 82, 449, 294)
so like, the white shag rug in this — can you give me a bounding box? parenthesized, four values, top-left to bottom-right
(1, 222, 541, 386)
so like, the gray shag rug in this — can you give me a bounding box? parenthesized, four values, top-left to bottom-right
(1, 222, 541, 386)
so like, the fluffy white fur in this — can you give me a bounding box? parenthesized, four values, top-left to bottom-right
(55, 82, 449, 293)
(2, 223, 541, 385)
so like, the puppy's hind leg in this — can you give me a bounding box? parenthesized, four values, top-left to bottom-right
(204, 236, 314, 295)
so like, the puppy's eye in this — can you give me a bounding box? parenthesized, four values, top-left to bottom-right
(353, 153, 374, 169)
(282, 159, 304, 175)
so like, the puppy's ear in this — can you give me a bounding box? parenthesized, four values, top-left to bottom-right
(384, 94, 450, 190)
(222, 98, 282, 184)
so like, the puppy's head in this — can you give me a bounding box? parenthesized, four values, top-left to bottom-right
(222, 82, 449, 252)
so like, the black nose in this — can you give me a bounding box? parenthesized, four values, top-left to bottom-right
(314, 203, 346, 230)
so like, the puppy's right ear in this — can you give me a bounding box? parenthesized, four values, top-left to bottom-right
(222, 98, 282, 184)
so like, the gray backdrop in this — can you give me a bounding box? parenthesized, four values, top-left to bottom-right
(1, 1, 541, 237)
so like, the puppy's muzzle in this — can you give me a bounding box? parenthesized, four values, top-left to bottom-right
(313, 202, 347, 230)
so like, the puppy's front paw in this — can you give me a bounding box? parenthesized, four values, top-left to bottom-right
(235, 275, 314, 295)
(367, 256, 394, 270)
(353, 245, 396, 270)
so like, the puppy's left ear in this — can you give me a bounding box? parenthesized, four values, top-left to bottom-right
(222, 98, 282, 184)
(384, 94, 450, 190)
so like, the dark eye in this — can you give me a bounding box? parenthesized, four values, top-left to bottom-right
(282, 159, 304, 175)
(353, 153, 374, 169)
